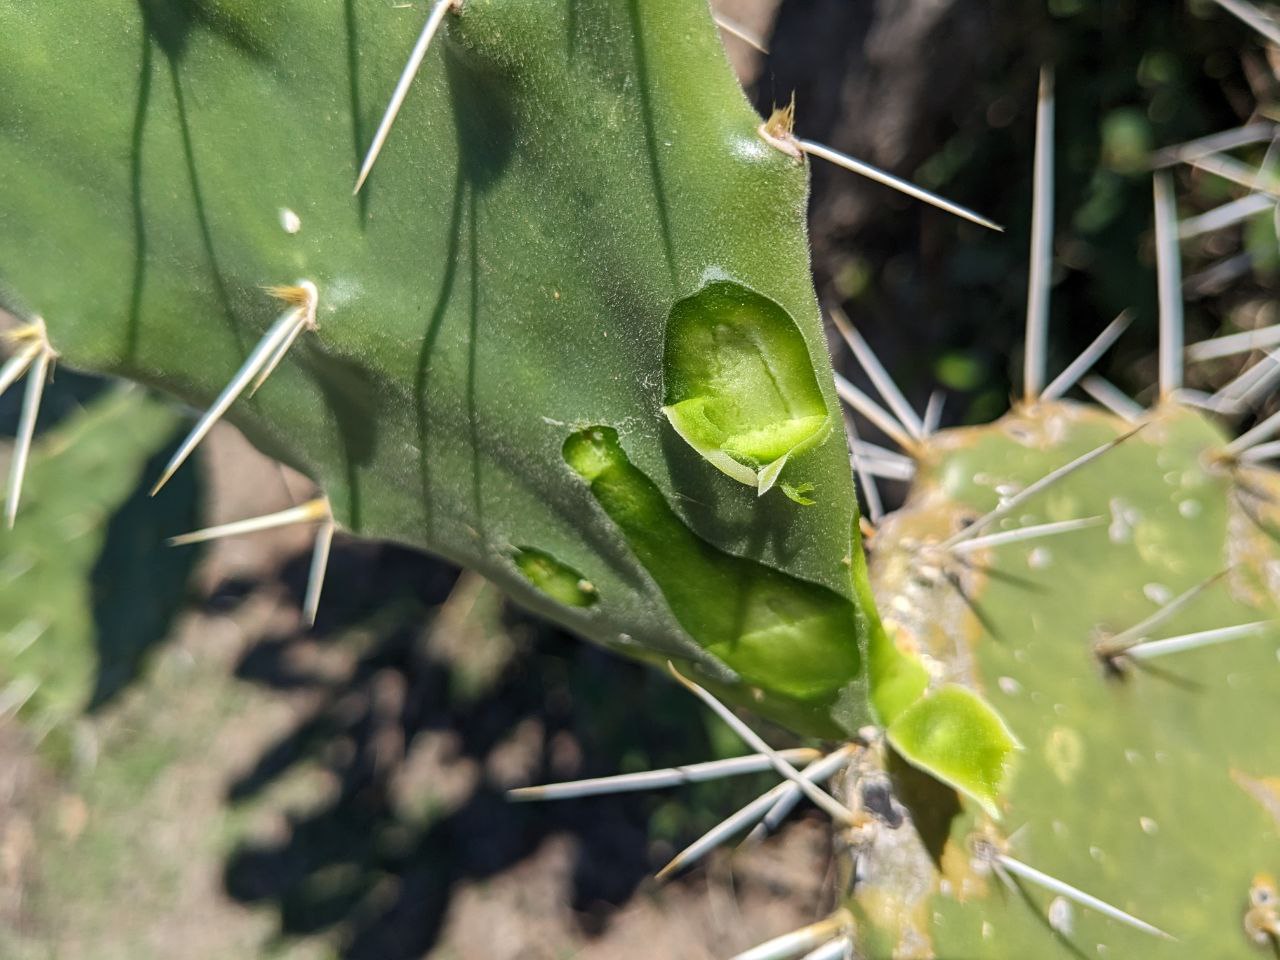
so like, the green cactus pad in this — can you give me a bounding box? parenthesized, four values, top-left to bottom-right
(853, 400, 1280, 958)
(0, 1, 874, 735)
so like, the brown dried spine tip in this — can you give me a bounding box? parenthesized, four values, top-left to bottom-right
(759, 98, 802, 160)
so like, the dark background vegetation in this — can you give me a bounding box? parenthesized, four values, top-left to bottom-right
(783, 0, 1279, 438)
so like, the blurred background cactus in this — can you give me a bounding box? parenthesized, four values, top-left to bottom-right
(3, 1, 1280, 958)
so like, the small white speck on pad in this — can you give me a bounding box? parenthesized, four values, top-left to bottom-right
(1049, 896, 1074, 935)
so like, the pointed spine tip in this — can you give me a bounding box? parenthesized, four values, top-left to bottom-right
(713, 13, 769, 54)
(1153, 170, 1184, 400)
(798, 137, 1001, 230)
(155, 285, 320, 491)
(166, 498, 330, 547)
(303, 517, 335, 628)
(1023, 64, 1055, 403)
(354, 0, 458, 192)
(5, 342, 52, 527)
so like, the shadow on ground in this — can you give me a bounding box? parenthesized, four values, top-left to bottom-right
(218, 538, 774, 958)
(88, 426, 203, 711)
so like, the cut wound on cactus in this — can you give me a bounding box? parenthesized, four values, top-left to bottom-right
(884, 684, 1020, 818)
(512, 546, 599, 608)
(662, 280, 830, 496)
(563, 425, 862, 734)
(780, 481, 816, 505)
(851, 516, 1019, 814)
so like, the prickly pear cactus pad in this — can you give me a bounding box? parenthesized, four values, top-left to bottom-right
(853, 399, 1280, 958)
(0, 1, 876, 735)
